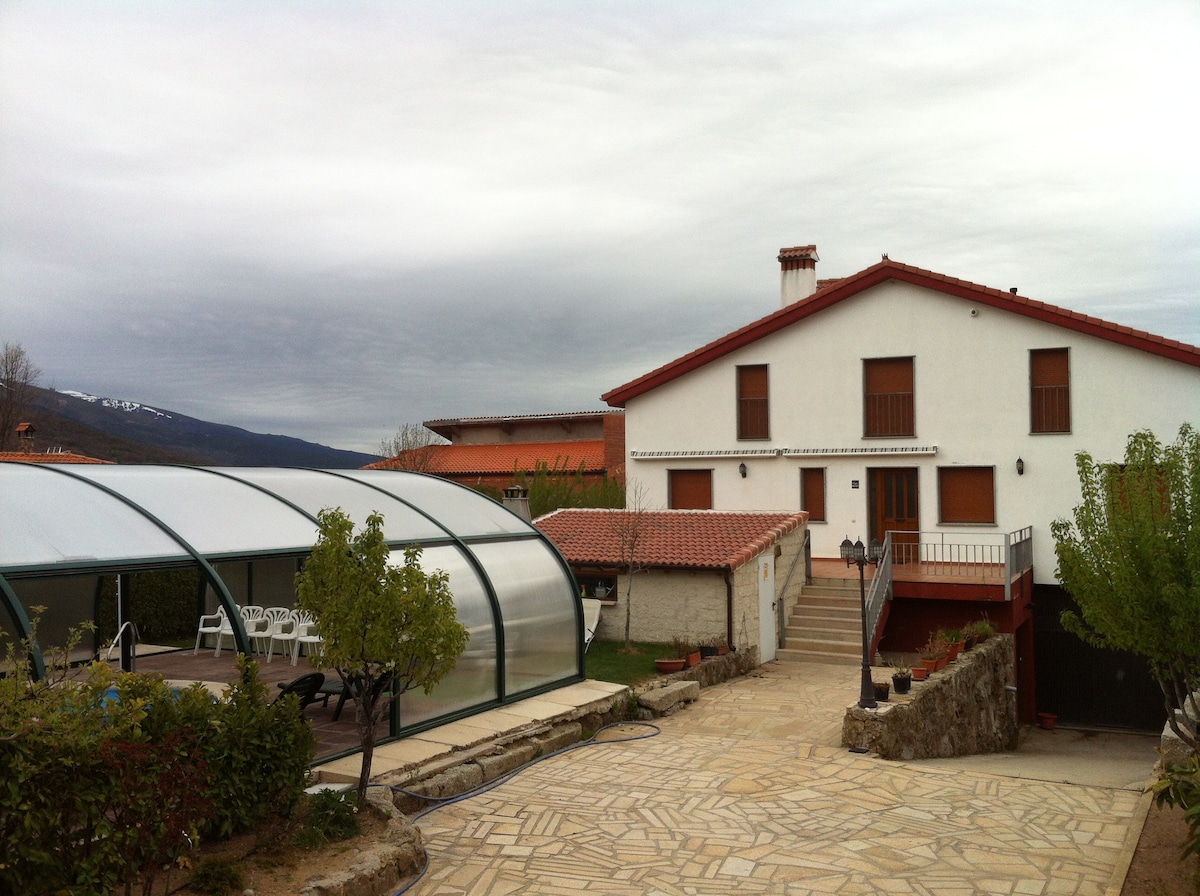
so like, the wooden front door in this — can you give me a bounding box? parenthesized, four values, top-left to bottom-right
(869, 468, 919, 561)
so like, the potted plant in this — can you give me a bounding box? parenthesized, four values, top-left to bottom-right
(699, 637, 721, 659)
(672, 637, 701, 669)
(655, 657, 686, 673)
(939, 629, 963, 662)
(873, 679, 890, 702)
(891, 666, 912, 694)
(919, 634, 949, 672)
(964, 618, 996, 645)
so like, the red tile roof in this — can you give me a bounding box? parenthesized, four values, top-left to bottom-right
(365, 440, 607, 475)
(0, 452, 113, 464)
(535, 508, 808, 572)
(603, 257, 1200, 407)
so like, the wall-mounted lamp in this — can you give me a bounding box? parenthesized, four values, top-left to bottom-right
(739, 462, 748, 478)
(1016, 457, 1025, 476)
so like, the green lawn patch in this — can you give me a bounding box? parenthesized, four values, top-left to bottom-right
(584, 640, 675, 687)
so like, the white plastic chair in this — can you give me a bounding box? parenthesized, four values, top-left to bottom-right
(240, 605, 270, 655)
(263, 607, 298, 664)
(194, 607, 227, 656)
(581, 598, 602, 653)
(294, 611, 323, 664)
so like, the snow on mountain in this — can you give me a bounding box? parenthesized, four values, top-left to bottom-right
(58, 390, 172, 419)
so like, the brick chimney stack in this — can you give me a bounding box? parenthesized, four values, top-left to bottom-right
(778, 245, 819, 307)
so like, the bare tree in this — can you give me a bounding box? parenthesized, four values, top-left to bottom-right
(375, 422, 447, 471)
(608, 480, 651, 651)
(0, 341, 42, 451)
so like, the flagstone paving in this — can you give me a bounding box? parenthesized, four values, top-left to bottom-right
(403, 660, 1157, 895)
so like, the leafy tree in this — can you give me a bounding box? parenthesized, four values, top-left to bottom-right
(376, 422, 447, 470)
(294, 508, 469, 807)
(514, 457, 625, 518)
(608, 481, 651, 651)
(1052, 424, 1200, 747)
(0, 340, 42, 450)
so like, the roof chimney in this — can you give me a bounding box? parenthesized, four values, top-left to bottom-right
(502, 484, 531, 522)
(778, 245, 819, 307)
(16, 422, 35, 454)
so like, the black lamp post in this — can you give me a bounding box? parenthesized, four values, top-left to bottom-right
(841, 536, 882, 709)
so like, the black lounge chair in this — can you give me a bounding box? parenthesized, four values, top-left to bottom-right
(273, 671, 325, 710)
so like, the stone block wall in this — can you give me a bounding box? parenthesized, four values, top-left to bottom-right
(841, 635, 1018, 760)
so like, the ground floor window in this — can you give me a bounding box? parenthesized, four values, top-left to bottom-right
(937, 466, 995, 524)
(668, 469, 713, 510)
(800, 467, 826, 521)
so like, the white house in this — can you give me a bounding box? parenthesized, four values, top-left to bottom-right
(603, 246, 1200, 729)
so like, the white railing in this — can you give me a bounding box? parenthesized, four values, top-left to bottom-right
(865, 536, 893, 649)
(889, 528, 1033, 601)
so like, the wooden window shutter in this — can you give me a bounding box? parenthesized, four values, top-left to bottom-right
(864, 357, 914, 437)
(668, 470, 713, 510)
(801, 468, 826, 521)
(1030, 348, 1070, 433)
(737, 365, 769, 440)
(938, 467, 996, 524)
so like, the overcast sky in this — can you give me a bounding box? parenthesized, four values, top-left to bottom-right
(2, 1, 1197, 454)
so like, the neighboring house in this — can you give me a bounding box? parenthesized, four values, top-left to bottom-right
(366, 411, 625, 492)
(535, 508, 808, 660)
(603, 245, 1200, 730)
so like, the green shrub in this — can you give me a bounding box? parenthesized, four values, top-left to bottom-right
(1154, 754, 1200, 859)
(188, 855, 246, 895)
(293, 789, 359, 849)
(0, 639, 314, 893)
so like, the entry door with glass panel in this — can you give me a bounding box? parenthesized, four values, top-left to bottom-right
(868, 468, 919, 562)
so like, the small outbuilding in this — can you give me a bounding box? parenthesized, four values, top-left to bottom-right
(535, 508, 808, 662)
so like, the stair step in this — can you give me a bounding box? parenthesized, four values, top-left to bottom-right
(785, 637, 859, 655)
(782, 618, 859, 642)
(775, 647, 858, 665)
(794, 595, 861, 610)
(790, 606, 860, 620)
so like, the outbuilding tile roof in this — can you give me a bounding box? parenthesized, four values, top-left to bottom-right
(366, 440, 607, 475)
(535, 508, 808, 572)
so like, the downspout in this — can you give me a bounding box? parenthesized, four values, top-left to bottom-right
(724, 568, 735, 650)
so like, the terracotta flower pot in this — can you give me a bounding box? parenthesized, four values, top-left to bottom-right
(686, 650, 702, 668)
(655, 658, 686, 673)
(1037, 712, 1058, 730)
(911, 667, 928, 682)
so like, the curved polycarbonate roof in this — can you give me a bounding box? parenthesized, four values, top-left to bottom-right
(0, 463, 538, 574)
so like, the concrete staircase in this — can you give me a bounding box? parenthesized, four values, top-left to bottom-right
(777, 576, 864, 664)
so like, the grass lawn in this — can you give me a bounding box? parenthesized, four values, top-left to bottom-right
(584, 640, 676, 687)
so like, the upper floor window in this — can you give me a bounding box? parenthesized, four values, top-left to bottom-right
(668, 469, 713, 510)
(1031, 348, 1070, 433)
(938, 466, 996, 524)
(800, 467, 826, 522)
(864, 357, 914, 437)
(737, 365, 769, 440)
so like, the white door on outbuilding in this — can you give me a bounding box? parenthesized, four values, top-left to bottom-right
(758, 555, 776, 662)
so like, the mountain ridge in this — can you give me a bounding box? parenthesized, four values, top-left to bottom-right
(22, 387, 377, 468)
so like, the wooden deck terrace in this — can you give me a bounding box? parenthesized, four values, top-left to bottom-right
(811, 557, 1008, 586)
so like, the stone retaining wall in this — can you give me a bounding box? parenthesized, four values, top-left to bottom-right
(841, 635, 1018, 760)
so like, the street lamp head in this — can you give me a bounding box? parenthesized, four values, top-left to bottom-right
(868, 539, 883, 563)
(840, 537, 855, 566)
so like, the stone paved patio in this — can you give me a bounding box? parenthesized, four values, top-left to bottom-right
(403, 658, 1156, 896)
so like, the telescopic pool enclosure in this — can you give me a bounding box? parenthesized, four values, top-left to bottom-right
(0, 464, 586, 740)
